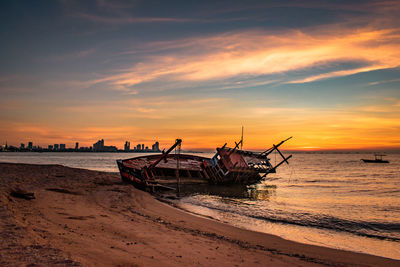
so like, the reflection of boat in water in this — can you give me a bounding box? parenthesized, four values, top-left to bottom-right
(361, 154, 389, 163)
(160, 183, 277, 201)
(117, 137, 292, 190)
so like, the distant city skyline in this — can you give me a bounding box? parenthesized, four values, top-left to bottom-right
(0, 139, 161, 152)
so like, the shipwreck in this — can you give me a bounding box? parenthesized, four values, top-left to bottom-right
(117, 137, 292, 190)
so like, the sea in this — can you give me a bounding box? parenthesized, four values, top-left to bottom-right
(1, 151, 399, 260)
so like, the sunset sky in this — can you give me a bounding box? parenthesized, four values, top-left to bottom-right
(1, 0, 400, 150)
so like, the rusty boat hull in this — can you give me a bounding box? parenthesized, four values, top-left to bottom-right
(117, 138, 292, 190)
(117, 154, 211, 189)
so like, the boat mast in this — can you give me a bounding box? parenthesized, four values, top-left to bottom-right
(149, 139, 182, 169)
(241, 126, 244, 150)
(176, 141, 181, 194)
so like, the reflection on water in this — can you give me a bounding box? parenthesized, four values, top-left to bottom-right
(165, 183, 276, 201)
(246, 184, 276, 201)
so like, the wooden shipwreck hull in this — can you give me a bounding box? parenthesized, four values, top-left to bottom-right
(117, 138, 292, 189)
(117, 153, 210, 189)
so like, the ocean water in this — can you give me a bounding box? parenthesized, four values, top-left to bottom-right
(1, 151, 399, 260)
(0, 152, 145, 172)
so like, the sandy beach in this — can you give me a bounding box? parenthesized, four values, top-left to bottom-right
(0, 162, 398, 266)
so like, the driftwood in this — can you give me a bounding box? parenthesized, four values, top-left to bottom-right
(10, 187, 35, 200)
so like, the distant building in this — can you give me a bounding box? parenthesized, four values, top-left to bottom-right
(48, 145, 53, 150)
(152, 141, 160, 152)
(93, 139, 117, 152)
(75, 142, 79, 151)
(136, 144, 141, 151)
(141, 144, 144, 151)
(54, 144, 59, 150)
(93, 139, 104, 152)
(20, 143, 25, 149)
(60, 144, 66, 150)
(124, 141, 130, 151)
(104, 146, 118, 152)
(28, 142, 33, 150)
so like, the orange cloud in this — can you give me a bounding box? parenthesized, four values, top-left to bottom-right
(86, 27, 400, 90)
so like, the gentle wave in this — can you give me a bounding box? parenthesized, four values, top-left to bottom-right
(182, 198, 400, 242)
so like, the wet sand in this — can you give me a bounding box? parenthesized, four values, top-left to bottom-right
(0, 163, 398, 266)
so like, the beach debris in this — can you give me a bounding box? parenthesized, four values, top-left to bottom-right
(10, 187, 35, 200)
(45, 188, 82, 195)
(66, 215, 95, 220)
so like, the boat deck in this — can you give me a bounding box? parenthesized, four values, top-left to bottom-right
(122, 154, 210, 171)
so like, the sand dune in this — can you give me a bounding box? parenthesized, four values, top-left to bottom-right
(0, 163, 398, 266)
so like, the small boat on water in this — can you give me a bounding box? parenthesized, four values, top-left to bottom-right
(117, 137, 292, 190)
(361, 154, 389, 163)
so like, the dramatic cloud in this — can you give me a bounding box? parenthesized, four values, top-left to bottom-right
(91, 27, 400, 91)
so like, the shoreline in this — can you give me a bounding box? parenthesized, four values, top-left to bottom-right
(167, 194, 400, 260)
(0, 162, 398, 266)
(157, 195, 400, 260)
